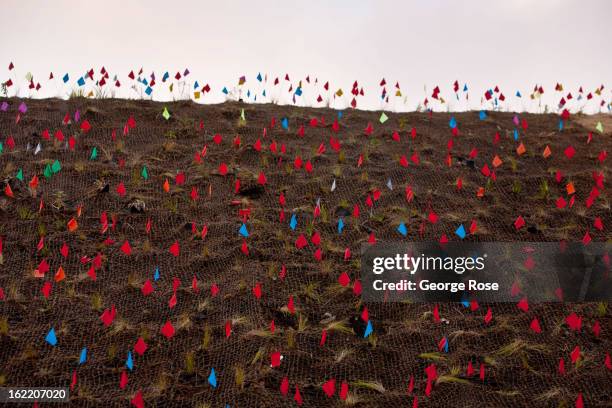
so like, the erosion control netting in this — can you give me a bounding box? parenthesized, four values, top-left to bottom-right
(0, 98, 610, 407)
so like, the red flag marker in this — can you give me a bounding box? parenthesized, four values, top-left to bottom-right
(169, 241, 180, 257)
(280, 377, 289, 396)
(530, 318, 542, 333)
(294, 385, 303, 405)
(120, 371, 128, 389)
(120, 240, 132, 255)
(322, 378, 336, 397)
(130, 390, 144, 408)
(161, 321, 175, 339)
(287, 296, 295, 314)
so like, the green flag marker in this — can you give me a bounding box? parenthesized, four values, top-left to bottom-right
(141, 166, 149, 180)
(90, 147, 98, 160)
(51, 159, 61, 174)
(0, 142, 3, 154)
(595, 121, 603, 134)
(16, 169, 23, 181)
(240, 108, 245, 121)
(379, 112, 388, 124)
(44, 164, 53, 179)
(162, 107, 170, 120)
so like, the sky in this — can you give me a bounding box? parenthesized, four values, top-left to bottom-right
(0, 0, 611, 112)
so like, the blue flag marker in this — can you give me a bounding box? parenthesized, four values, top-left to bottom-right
(239, 223, 249, 237)
(455, 224, 466, 239)
(62, 73, 69, 83)
(461, 294, 470, 308)
(338, 111, 343, 119)
(46, 328, 57, 346)
(142, 78, 148, 86)
(289, 214, 297, 230)
(208, 368, 217, 388)
(397, 222, 408, 237)
(295, 87, 302, 96)
(222, 87, 229, 95)
(479, 111, 487, 120)
(443, 337, 449, 353)
(162, 72, 169, 82)
(449, 117, 457, 129)
(559, 120, 564, 131)
(281, 117, 289, 130)
(513, 129, 519, 141)
(257, 72, 262, 82)
(194, 81, 199, 89)
(262, 90, 266, 97)
(463, 84, 468, 92)
(338, 218, 344, 234)
(79, 347, 87, 364)
(154, 266, 160, 281)
(516, 90, 522, 97)
(77, 77, 85, 87)
(126, 351, 133, 371)
(364, 321, 373, 338)
(145, 86, 153, 96)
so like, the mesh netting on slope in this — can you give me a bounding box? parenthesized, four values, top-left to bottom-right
(0, 98, 610, 407)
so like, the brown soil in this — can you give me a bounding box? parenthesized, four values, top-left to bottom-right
(0, 98, 610, 407)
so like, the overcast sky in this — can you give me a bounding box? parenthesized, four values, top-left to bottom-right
(1, 0, 610, 111)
